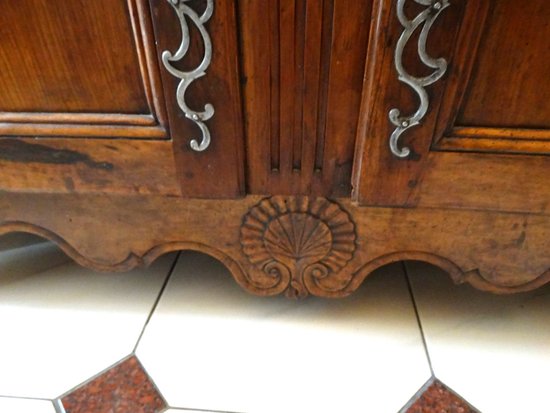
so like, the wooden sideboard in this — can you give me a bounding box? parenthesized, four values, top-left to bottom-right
(0, 0, 548, 298)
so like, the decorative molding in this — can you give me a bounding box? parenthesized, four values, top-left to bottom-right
(0, 222, 242, 274)
(240, 196, 357, 298)
(389, 0, 450, 158)
(2, 198, 549, 298)
(162, 0, 215, 152)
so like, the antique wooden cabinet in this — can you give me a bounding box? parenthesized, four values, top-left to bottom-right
(0, 0, 548, 297)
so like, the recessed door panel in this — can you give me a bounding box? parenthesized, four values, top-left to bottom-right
(0, 0, 246, 198)
(353, 0, 550, 214)
(0, 0, 168, 139)
(433, 0, 550, 156)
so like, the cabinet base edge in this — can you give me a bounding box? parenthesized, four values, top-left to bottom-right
(0, 193, 548, 298)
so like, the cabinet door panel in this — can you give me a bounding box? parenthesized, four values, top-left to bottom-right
(433, 0, 550, 155)
(354, 0, 550, 214)
(0, 0, 167, 139)
(456, 1, 550, 129)
(0, 0, 180, 196)
(0, 0, 246, 198)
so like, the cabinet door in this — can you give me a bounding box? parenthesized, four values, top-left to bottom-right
(353, 0, 550, 214)
(149, 0, 244, 198)
(0, 0, 244, 198)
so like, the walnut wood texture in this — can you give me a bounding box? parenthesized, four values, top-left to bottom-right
(0, 0, 246, 199)
(432, 0, 550, 156)
(353, 0, 550, 214)
(0, 0, 167, 139)
(0, 138, 180, 195)
(1, 193, 548, 298)
(0, 1, 548, 298)
(239, 0, 372, 197)
(455, 0, 550, 130)
(0, 0, 190, 197)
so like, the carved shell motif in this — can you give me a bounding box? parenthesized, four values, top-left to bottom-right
(240, 197, 357, 297)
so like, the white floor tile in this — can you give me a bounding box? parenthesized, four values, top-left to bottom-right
(407, 261, 550, 413)
(0, 242, 177, 399)
(0, 397, 55, 413)
(137, 252, 430, 413)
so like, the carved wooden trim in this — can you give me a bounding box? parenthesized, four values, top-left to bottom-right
(1, 194, 548, 298)
(240, 196, 357, 298)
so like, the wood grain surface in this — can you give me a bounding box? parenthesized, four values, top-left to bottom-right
(1, 193, 547, 298)
(149, 0, 245, 198)
(0, 0, 168, 140)
(0, 0, 548, 298)
(239, 0, 372, 197)
(353, 0, 550, 216)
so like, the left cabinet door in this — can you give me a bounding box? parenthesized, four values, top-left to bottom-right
(0, 0, 245, 198)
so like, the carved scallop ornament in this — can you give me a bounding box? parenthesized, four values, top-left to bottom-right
(240, 196, 357, 298)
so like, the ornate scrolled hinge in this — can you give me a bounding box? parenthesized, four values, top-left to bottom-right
(389, 0, 450, 158)
(162, 0, 215, 152)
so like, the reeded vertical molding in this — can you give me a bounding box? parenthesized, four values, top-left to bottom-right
(162, 0, 215, 152)
(388, 0, 450, 158)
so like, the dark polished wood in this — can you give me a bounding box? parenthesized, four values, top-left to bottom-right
(0, 0, 548, 297)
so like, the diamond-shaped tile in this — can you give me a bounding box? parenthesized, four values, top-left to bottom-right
(0, 244, 176, 399)
(138, 252, 431, 413)
(61, 356, 166, 413)
(407, 261, 550, 412)
(404, 379, 479, 413)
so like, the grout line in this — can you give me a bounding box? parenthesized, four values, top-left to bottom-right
(133, 251, 181, 353)
(0, 394, 53, 402)
(402, 261, 435, 377)
(396, 377, 436, 413)
(52, 398, 67, 413)
(53, 253, 181, 409)
(0, 394, 65, 413)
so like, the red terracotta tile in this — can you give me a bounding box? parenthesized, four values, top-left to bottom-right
(406, 380, 478, 413)
(61, 356, 166, 413)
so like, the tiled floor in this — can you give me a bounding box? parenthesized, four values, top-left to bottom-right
(0, 234, 549, 413)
